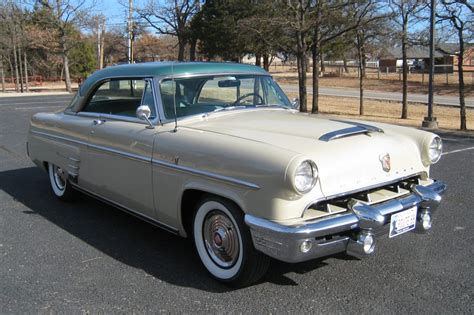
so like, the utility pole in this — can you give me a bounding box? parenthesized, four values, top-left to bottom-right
(97, 18, 101, 68)
(422, 0, 438, 129)
(128, 0, 133, 63)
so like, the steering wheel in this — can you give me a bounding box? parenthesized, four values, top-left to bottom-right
(232, 93, 264, 106)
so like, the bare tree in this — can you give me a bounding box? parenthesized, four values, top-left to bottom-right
(137, 0, 199, 61)
(437, 0, 473, 130)
(353, 2, 391, 116)
(37, 0, 91, 92)
(310, 1, 383, 114)
(390, 0, 428, 119)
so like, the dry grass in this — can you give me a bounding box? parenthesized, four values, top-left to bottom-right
(285, 92, 474, 132)
(271, 66, 474, 97)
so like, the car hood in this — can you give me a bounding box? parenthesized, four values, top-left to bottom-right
(185, 109, 428, 197)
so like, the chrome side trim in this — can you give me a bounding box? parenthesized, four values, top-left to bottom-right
(31, 130, 151, 164)
(88, 143, 151, 163)
(31, 130, 88, 147)
(152, 159, 260, 190)
(70, 183, 179, 235)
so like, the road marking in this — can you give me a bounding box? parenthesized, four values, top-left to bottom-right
(442, 147, 474, 155)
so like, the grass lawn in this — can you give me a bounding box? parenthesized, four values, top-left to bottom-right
(285, 92, 474, 132)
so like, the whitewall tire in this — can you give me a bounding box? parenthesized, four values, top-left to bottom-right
(48, 163, 75, 201)
(193, 197, 269, 287)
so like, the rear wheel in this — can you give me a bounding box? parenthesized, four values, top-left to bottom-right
(48, 163, 76, 201)
(193, 197, 269, 287)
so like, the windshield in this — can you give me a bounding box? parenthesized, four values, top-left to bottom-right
(159, 75, 291, 119)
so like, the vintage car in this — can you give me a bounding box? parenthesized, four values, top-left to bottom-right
(27, 62, 447, 287)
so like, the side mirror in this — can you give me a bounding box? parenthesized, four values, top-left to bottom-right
(136, 105, 154, 129)
(291, 98, 299, 110)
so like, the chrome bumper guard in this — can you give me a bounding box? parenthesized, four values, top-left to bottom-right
(245, 180, 447, 263)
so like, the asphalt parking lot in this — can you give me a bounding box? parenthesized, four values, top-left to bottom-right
(0, 95, 473, 313)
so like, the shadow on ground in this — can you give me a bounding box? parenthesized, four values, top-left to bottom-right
(0, 166, 348, 291)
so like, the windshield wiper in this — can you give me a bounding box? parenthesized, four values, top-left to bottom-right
(212, 105, 247, 113)
(255, 104, 288, 109)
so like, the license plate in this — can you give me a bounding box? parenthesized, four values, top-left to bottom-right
(389, 207, 417, 238)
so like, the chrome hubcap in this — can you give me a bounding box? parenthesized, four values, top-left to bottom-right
(203, 211, 239, 268)
(53, 165, 66, 190)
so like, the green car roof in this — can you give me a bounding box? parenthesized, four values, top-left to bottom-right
(80, 62, 269, 95)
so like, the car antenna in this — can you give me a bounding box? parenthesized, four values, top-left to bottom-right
(172, 62, 178, 133)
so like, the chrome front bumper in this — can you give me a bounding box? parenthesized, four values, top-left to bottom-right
(245, 180, 447, 263)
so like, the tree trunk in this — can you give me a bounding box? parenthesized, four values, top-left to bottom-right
(458, 31, 466, 130)
(357, 33, 365, 116)
(311, 5, 322, 114)
(343, 58, 349, 73)
(401, 19, 408, 119)
(177, 38, 185, 61)
(263, 54, 269, 71)
(18, 46, 24, 93)
(63, 53, 72, 93)
(0, 56, 5, 93)
(255, 53, 261, 67)
(24, 52, 29, 92)
(189, 37, 197, 61)
(12, 41, 20, 92)
(320, 52, 325, 75)
(297, 51, 308, 113)
(312, 43, 320, 114)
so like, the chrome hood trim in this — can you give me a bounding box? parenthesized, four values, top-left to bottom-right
(319, 120, 384, 142)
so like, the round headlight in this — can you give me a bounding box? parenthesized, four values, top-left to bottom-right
(427, 136, 442, 164)
(294, 160, 318, 193)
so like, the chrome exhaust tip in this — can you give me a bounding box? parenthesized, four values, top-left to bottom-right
(346, 231, 376, 258)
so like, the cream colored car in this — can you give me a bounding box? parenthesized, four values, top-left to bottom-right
(27, 62, 447, 287)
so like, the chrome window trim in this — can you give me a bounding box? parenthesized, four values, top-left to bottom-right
(73, 77, 161, 125)
(70, 182, 179, 235)
(152, 158, 260, 190)
(155, 73, 275, 125)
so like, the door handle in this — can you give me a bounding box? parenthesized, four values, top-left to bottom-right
(93, 119, 106, 125)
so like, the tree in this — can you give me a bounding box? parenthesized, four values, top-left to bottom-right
(37, 0, 91, 92)
(437, 0, 473, 130)
(352, 2, 391, 115)
(308, 1, 386, 114)
(390, 0, 428, 119)
(69, 39, 96, 79)
(137, 0, 199, 61)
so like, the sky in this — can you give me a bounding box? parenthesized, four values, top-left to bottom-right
(88, 0, 131, 28)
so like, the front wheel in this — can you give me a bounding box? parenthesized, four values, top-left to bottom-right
(193, 197, 269, 287)
(48, 163, 76, 201)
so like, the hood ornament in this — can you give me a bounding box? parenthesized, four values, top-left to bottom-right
(379, 153, 391, 172)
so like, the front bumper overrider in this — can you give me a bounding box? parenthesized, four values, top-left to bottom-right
(245, 180, 447, 263)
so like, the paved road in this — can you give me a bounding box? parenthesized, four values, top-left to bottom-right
(1, 95, 473, 313)
(280, 84, 474, 107)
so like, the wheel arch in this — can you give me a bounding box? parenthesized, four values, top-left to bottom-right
(179, 182, 247, 238)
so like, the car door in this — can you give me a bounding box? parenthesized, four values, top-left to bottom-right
(79, 78, 159, 219)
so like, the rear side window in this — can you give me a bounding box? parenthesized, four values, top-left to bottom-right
(82, 79, 156, 118)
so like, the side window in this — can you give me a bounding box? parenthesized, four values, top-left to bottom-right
(83, 79, 156, 118)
